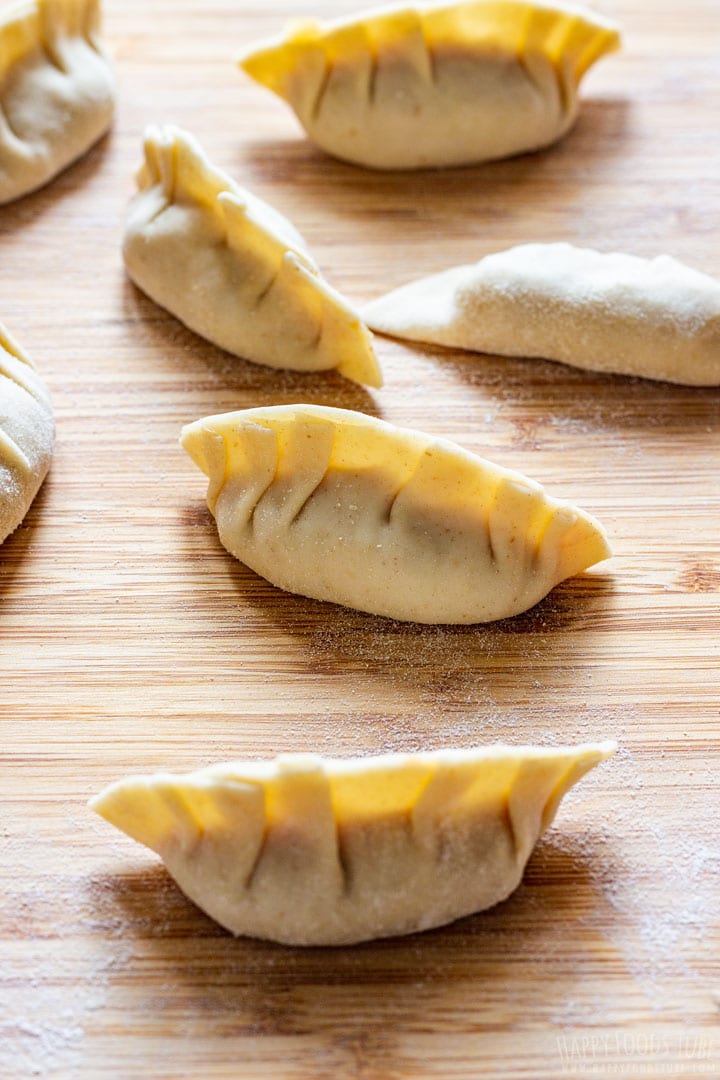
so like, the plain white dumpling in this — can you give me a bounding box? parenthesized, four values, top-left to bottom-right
(363, 243, 720, 385)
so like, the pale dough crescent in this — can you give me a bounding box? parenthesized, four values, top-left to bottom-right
(239, 0, 620, 170)
(123, 126, 382, 387)
(0, 322, 54, 543)
(363, 243, 720, 385)
(0, 0, 114, 205)
(181, 404, 610, 624)
(90, 741, 616, 946)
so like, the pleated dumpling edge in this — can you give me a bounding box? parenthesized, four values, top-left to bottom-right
(238, 0, 621, 170)
(181, 404, 611, 624)
(0, 322, 55, 543)
(123, 126, 382, 388)
(0, 0, 115, 205)
(90, 741, 617, 945)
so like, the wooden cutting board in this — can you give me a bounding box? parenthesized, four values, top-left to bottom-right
(2, 1, 719, 1076)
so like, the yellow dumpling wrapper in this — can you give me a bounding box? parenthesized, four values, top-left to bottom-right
(91, 741, 616, 945)
(123, 126, 382, 387)
(239, 0, 620, 170)
(0, 0, 114, 204)
(0, 322, 54, 543)
(181, 404, 610, 624)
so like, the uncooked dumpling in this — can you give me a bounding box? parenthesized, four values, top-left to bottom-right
(238, 0, 620, 170)
(123, 126, 382, 387)
(90, 741, 615, 946)
(363, 243, 720, 385)
(181, 404, 610, 623)
(0, 0, 115, 205)
(0, 322, 54, 542)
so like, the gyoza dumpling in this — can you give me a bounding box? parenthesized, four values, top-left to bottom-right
(123, 126, 382, 387)
(238, 0, 620, 170)
(363, 243, 720, 385)
(181, 404, 610, 624)
(90, 741, 615, 946)
(0, 0, 114, 205)
(0, 322, 54, 542)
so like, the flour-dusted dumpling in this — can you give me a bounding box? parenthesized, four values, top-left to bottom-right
(181, 404, 610, 623)
(0, 323, 54, 542)
(363, 243, 720, 385)
(123, 126, 382, 388)
(238, 0, 620, 170)
(0, 0, 114, 205)
(90, 741, 615, 945)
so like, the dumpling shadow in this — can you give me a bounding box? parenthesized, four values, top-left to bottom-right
(178, 507, 616, 717)
(0, 132, 112, 236)
(399, 344, 720, 437)
(87, 828, 619, 1046)
(236, 96, 633, 234)
(120, 278, 384, 418)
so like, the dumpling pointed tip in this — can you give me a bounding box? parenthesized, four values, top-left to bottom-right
(180, 421, 210, 477)
(337, 331, 384, 389)
(237, 43, 285, 95)
(558, 508, 612, 581)
(88, 778, 161, 853)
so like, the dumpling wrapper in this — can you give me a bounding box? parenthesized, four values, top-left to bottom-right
(238, 0, 620, 170)
(90, 741, 615, 946)
(181, 404, 610, 624)
(363, 243, 720, 385)
(123, 126, 382, 388)
(0, 322, 54, 542)
(0, 0, 114, 205)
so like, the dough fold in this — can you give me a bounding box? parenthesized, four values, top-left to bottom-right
(123, 126, 382, 387)
(181, 404, 610, 623)
(239, 0, 620, 170)
(91, 741, 616, 945)
(0, 322, 54, 543)
(0, 0, 114, 205)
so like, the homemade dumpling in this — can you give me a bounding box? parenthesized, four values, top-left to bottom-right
(90, 741, 615, 945)
(0, 0, 115, 205)
(0, 322, 54, 542)
(181, 404, 610, 623)
(123, 126, 382, 387)
(363, 243, 720, 385)
(238, 0, 620, 170)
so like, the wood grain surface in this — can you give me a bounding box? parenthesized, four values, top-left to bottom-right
(1, 1, 719, 1077)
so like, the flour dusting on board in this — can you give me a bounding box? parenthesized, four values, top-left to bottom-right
(0, 809, 132, 1078)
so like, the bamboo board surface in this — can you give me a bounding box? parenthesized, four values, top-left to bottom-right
(1, 0, 719, 1076)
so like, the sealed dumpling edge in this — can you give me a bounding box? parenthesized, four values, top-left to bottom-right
(363, 243, 720, 385)
(123, 126, 382, 387)
(238, 0, 621, 170)
(90, 741, 616, 945)
(0, 0, 115, 205)
(0, 322, 54, 542)
(181, 404, 611, 624)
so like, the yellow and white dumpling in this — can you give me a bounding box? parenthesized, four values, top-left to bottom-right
(91, 741, 615, 945)
(0, 0, 115, 205)
(364, 243, 720, 385)
(0, 322, 54, 543)
(181, 404, 610, 624)
(239, 0, 620, 170)
(123, 126, 382, 387)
